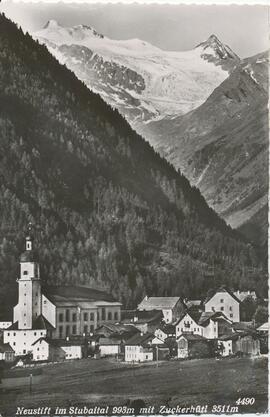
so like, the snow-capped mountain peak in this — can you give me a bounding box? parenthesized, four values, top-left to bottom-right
(36, 21, 104, 45)
(43, 19, 62, 29)
(196, 34, 240, 65)
(34, 24, 240, 124)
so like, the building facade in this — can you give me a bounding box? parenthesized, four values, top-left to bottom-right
(204, 288, 240, 322)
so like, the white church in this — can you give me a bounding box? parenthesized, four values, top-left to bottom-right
(3, 228, 122, 357)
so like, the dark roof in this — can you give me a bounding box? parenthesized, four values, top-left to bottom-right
(32, 315, 55, 330)
(98, 337, 122, 346)
(0, 341, 14, 353)
(219, 332, 254, 341)
(44, 285, 116, 303)
(199, 311, 230, 326)
(176, 310, 201, 326)
(32, 337, 84, 347)
(95, 323, 139, 336)
(158, 323, 176, 335)
(125, 332, 154, 347)
(6, 321, 19, 330)
(177, 333, 206, 342)
(204, 287, 240, 304)
(232, 322, 255, 332)
(20, 250, 38, 263)
(7, 316, 54, 331)
(122, 310, 163, 324)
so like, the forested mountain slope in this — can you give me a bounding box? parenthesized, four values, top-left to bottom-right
(0, 15, 265, 319)
(140, 52, 268, 248)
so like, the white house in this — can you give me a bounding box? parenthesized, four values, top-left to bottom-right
(124, 333, 154, 362)
(175, 312, 203, 338)
(204, 288, 240, 322)
(137, 296, 185, 323)
(32, 337, 83, 361)
(199, 311, 233, 339)
(98, 337, 122, 357)
(155, 324, 176, 341)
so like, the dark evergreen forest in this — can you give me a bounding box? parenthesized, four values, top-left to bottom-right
(0, 15, 266, 319)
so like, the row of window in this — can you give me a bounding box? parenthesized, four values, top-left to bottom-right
(58, 324, 95, 337)
(6, 331, 45, 337)
(58, 310, 119, 323)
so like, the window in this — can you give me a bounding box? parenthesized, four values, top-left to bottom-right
(212, 307, 215, 312)
(90, 312, 94, 321)
(59, 313, 63, 322)
(59, 326, 63, 337)
(72, 325, 76, 335)
(114, 312, 118, 321)
(101, 308, 106, 321)
(83, 312, 88, 321)
(230, 314, 233, 318)
(66, 326, 70, 337)
(229, 306, 232, 311)
(97, 312, 100, 321)
(65, 310, 70, 322)
(90, 325, 94, 333)
(108, 312, 112, 320)
(84, 325, 88, 334)
(220, 299, 224, 303)
(23, 349, 26, 354)
(13, 332, 16, 336)
(23, 271, 28, 275)
(220, 307, 224, 311)
(13, 342, 16, 346)
(72, 313, 77, 322)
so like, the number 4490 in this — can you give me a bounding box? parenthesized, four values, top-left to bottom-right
(236, 398, 255, 405)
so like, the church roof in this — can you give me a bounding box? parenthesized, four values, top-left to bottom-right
(20, 250, 38, 263)
(6, 315, 54, 331)
(44, 285, 118, 304)
(32, 315, 55, 330)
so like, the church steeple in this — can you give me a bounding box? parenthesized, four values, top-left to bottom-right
(25, 223, 33, 251)
(16, 222, 42, 329)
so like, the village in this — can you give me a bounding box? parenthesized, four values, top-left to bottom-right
(0, 231, 268, 370)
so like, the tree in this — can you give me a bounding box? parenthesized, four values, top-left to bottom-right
(253, 306, 268, 325)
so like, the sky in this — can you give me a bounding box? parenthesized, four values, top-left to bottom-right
(0, 1, 268, 57)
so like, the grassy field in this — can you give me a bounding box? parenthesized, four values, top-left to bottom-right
(0, 356, 268, 416)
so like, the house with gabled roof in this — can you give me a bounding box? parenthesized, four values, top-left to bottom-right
(124, 332, 154, 362)
(218, 332, 260, 357)
(198, 311, 233, 339)
(0, 341, 15, 362)
(154, 323, 176, 342)
(137, 296, 186, 323)
(32, 337, 84, 362)
(175, 311, 203, 338)
(122, 310, 163, 334)
(177, 333, 211, 359)
(204, 287, 240, 322)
